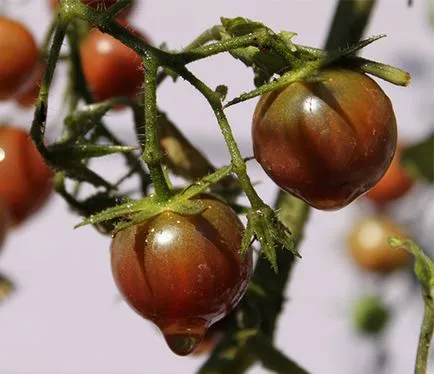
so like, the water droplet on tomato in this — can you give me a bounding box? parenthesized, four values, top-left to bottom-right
(161, 324, 207, 356)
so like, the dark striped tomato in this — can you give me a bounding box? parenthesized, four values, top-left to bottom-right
(111, 196, 252, 356)
(252, 69, 397, 210)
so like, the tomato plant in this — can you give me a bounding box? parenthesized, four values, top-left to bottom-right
(49, 0, 134, 17)
(80, 26, 147, 103)
(111, 196, 253, 356)
(348, 217, 411, 274)
(252, 68, 397, 210)
(0, 17, 38, 100)
(366, 145, 414, 203)
(0, 127, 52, 225)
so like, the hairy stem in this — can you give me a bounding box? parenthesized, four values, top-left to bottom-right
(415, 294, 434, 374)
(141, 57, 173, 201)
(175, 66, 263, 209)
(31, 21, 66, 158)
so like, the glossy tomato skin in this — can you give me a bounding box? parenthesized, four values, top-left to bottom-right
(111, 197, 252, 355)
(348, 217, 411, 274)
(0, 127, 52, 225)
(80, 26, 147, 103)
(50, 0, 134, 18)
(366, 145, 413, 203)
(252, 69, 397, 210)
(0, 17, 38, 100)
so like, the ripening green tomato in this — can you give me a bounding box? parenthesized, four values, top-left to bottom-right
(0, 126, 53, 225)
(0, 17, 38, 100)
(111, 196, 252, 356)
(252, 69, 397, 210)
(348, 217, 411, 274)
(80, 25, 148, 103)
(352, 296, 390, 335)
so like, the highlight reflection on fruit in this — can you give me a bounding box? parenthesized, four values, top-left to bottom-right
(111, 196, 252, 355)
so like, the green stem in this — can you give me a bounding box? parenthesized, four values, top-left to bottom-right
(415, 294, 434, 374)
(175, 66, 263, 209)
(325, 0, 376, 50)
(156, 25, 223, 85)
(198, 196, 310, 373)
(141, 56, 173, 201)
(31, 21, 66, 159)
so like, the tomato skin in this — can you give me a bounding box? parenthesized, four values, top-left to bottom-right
(50, 0, 134, 18)
(80, 26, 147, 103)
(348, 217, 411, 274)
(252, 69, 397, 210)
(366, 145, 413, 203)
(0, 127, 53, 225)
(0, 17, 38, 100)
(111, 197, 252, 355)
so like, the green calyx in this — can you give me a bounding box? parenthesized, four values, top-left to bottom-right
(75, 164, 235, 234)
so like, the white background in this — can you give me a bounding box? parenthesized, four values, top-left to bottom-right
(0, 0, 433, 373)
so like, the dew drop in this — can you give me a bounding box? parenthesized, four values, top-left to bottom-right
(161, 324, 208, 356)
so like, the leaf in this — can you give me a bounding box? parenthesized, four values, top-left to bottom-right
(389, 237, 434, 295)
(221, 17, 266, 36)
(49, 143, 137, 161)
(63, 163, 115, 189)
(180, 164, 234, 200)
(402, 134, 434, 182)
(75, 198, 149, 228)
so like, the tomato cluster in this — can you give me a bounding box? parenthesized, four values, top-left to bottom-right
(111, 196, 253, 355)
(252, 68, 397, 210)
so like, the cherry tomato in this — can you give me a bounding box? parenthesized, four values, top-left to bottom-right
(348, 217, 411, 274)
(366, 145, 414, 203)
(252, 68, 397, 210)
(111, 196, 252, 356)
(80, 25, 147, 103)
(0, 126, 53, 225)
(14, 61, 44, 108)
(0, 17, 38, 100)
(49, 0, 135, 18)
(0, 199, 10, 251)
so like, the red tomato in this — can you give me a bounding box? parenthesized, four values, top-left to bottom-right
(348, 217, 411, 274)
(252, 69, 397, 210)
(0, 127, 53, 225)
(14, 61, 44, 109)
(49, 0, 135, 18)
(111, 196, 252, 356)
(80, 25, 148, 103)
(0, 17, 38, 100)
(366, 145, 414, 203)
